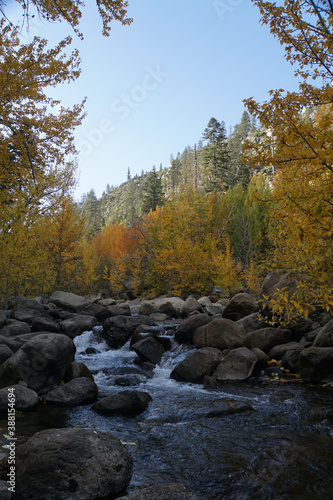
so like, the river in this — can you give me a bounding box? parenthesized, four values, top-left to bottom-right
(6, 327, 333, 499)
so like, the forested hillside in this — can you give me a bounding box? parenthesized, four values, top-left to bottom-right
(0, 0, 332, 324)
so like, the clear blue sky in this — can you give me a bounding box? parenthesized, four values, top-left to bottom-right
(8, 1, 300, 200)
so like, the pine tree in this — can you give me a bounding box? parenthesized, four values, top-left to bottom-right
(202, 117, 230, 191)
(81, 189, 102, 240)
(227, 111, 252, 187)
(142, 166, 164, 213)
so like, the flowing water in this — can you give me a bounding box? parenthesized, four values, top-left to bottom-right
(5, 327, 333, 499)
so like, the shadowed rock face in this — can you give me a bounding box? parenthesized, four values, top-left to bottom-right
(15, 428, 133, 500)
(125, 483, 200, 499)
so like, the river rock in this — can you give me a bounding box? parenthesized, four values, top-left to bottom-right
(15, 428, 133, 500)
(92, 390, 152, 415)
(107, 303, 131, 316)
(259, 271, 297, 301)
(212, 347, 257, 381)
(64, 361, 95, 382)
(222, 293, 259, 321)
(60, 315, 97, 339)
(170, 347, 222, 383)
(125, 483, 199, 500)
(268, 342, 304, 360)
(0, 384, 39, 411)
(237, 312, 267, 332)
(281, 348, 303, 373)
(132, 337, 166, 364)
(11, 305, 42, 325)
(248, 327, 291, 354)
(180, 297, 203, 317)
(102, 315, 146, 349)
(81, 303, 113, 322)
(193, 318, 249, 351)
(44, 377, 98, 406)
(0, 344, 14, 365)
(48, 291, 88, 313)
(0, 320, 31, 336)
(158, 301, 179, 318)
(139, 301, 159, 315)
(131, 325, 166, 346)
(152, 297, 185, 316)
(300, 347, 333, 383)
(31, 315, 60, 333)
(175, 314, 211, 344)
(0, 333, 75, 394)
(313, 319, 333, 347)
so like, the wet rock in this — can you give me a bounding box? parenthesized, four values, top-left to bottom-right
(114, 374, 146, 386)
(313, 319, 333, 347)
(48, 291, 88, 313)
(15, 428, 133, 500)
(31, 315, 60, 333)
(132, 337, 166, 364)
(81, 303, 113, 322)
(193, 318, 249, 351)
(0, 321, 31, 337)
(300, 347, 333, 383)
(102, 316, 145, 349)
(175, 314, 211, 344)
(131, 325, 165, 347)
(248, 327, 291, 354)
(212, 347, 257, 381)
(180, 297, 203, 317)
(64, 361, 95, 382)
(222, 293, 259, 321)
(0, 384, 39, 411)
(170, 347, 222, 383)
(60, 314, 97, 339)
(92, 390, 152, 415)
(125, 483, 199, 500)
(0, 333, 75, 394)
(44, 377, 98, 406)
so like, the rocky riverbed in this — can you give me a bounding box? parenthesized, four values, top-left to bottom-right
(0, 278, 332, 499)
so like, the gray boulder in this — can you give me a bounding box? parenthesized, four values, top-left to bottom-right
(44, 377, 98, 406)
(180, 297, 203, 317)
(268, 342, 304, 360)
(313, 319, 333, 347)
(31, 315, 60, 333)
(0, 384, 39, 411)
(212, 347, 257, 381)
(248, 327, 291, 354)
(11, 305, 41, 325)
(48, 291, 88, 313)
(107, 303, 131, 316)
(175, 314, 211, 344)
(125, 483, 199, 500)
(222, 293, 259, 321)
(132, 337, 166, 365)
(281, 349, 303, 373)
(0, 345, 14, 365)
(170, 347, 222, 383)
(259, 271, 297, 301)
(152, 297, 185, 316)
(60, 315, 97, 339)
(92, 390, 152, 415)
(15, 428, 133, 500)
(0, 333, 75, 394)
(64, 361, 95, 382)
(300, 347, 333, 383)
(0, 321, 31, 336)
(81, 303, 113, 322)
(139, 301, 159, 316)
(237, 312, 267, 332)
(102, 315, 146, 349)
(193, 318, 249, 351)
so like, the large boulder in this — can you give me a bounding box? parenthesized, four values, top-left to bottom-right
(268, 342, 305, 360)
(44, 377, 98, 406)
(0, 344, 14, 365)
(107, 303, 131, 317)
(247, 327, 291, 354)
(125, 483, 199, 500)
(193, 318, 249, 351)
(237, 312, 267, 332)
(313, 320, 333, 347)
(48, 291, 88, 313)
(0, 321, 31, 336)
(15, 428, 133, 500)
(60, 315, 97, 339)
(102, 316, 146, 349)
(31, 315, 60, 333)
(300, 347, 333, 383)
(0, 333, 75, 394)
(0, 384, 39, 412)
(170, 347, 222, 383)
(180, 297, 203, 317)
(152, 297, 185, 316)
(11, 305, 42, 325)
(64, 361, 95, 382)
(132, 337, 166, 365)
(259, 271, 297, 301)
(92, 390, 152, 415)
(222, 293, 259, 322)
(212, 347, 257, 381)
(175, 314, 211, 344)
(81, 303, 113, 322)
